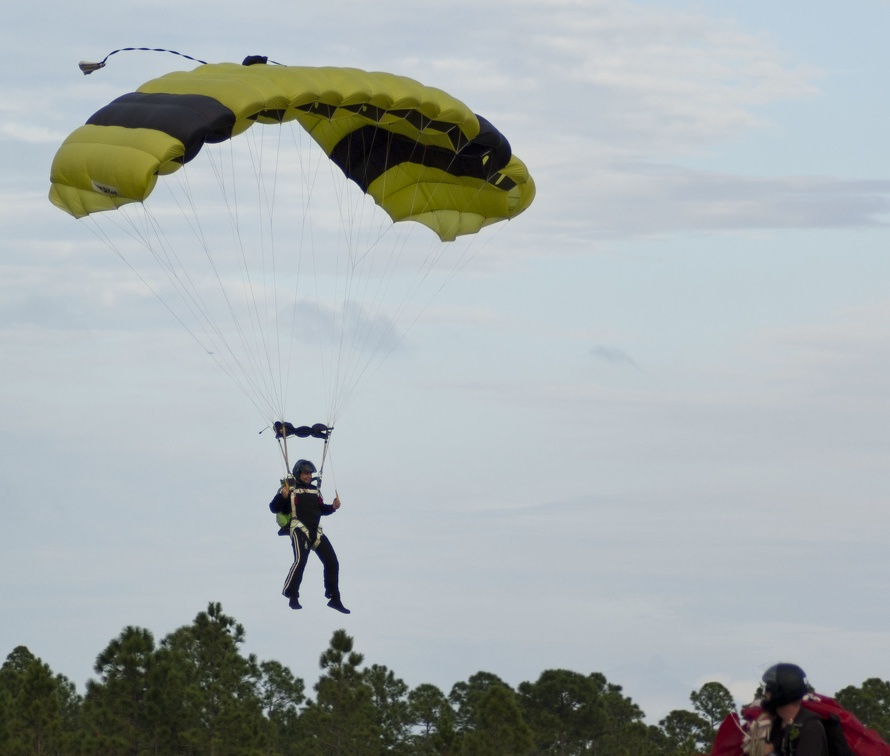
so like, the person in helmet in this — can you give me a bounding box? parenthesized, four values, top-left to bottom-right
(269, 459, 350, 614)
(761, 663, 828, 755)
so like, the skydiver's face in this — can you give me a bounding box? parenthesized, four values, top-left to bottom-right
(299, 470, 313, 484)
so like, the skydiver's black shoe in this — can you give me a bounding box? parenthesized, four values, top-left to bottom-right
(288, 595, 302, 610)
(327, 596, 350, 614)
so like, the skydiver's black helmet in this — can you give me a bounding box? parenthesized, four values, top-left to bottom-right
(293, 459, 317, 477)
(762, 663, 810, 709)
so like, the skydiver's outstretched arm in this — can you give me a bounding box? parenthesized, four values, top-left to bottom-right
(320, 492, 341, 516)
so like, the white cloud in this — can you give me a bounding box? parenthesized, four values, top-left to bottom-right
(535, 161, 890, 243)
(515, 1, 818, 148)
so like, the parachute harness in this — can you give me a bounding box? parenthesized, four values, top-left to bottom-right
(271, 420, 333, 523)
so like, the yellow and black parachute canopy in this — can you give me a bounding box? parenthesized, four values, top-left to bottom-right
(49, 56, 535, 241)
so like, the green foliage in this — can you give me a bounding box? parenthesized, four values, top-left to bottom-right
(655, 680, 736, 756)
(258, 658, 306, 753)
(518, 668, 607, 753)
(461, 685, 533, 756)
(690, 681, 736, 733)
(0, 645, 81, 756)
(516, 668, 662, 755)
(449, 671, 512, 733)
(659, 708, 711, 756)
(363, 663, 411, 753)
(407, 682, 458, 754)
(836, 677, 890, 742)
(160, 601, 268, 755)
(299, 628, 380, 755)
(80, 625, 156, 754)
(14, 603, 890, 756)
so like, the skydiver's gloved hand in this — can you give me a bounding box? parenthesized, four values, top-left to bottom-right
(332, 495, 341, 511)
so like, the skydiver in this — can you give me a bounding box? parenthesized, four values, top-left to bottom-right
(269, 459, 350, 614)
(759, 663, 829, 755)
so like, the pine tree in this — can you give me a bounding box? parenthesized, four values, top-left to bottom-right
(363, 663, 411, 752)
(461, 685, 533, 756)
(258, 659, 306, 755)
(407, 683, 458, 754)
(81, 625, 156, 754)
(299, 629, 379, 755)
(152, 601, 268, 755)
(0, 645, 81, 755)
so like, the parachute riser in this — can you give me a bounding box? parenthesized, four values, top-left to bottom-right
(317, 431, 333, 488)
(272, 420, 333, 489)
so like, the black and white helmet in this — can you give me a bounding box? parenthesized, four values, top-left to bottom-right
(293, 459, 317, 477)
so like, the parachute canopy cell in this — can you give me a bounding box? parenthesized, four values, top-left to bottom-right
(49, 59, 535, 241)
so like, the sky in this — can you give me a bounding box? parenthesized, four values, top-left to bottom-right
(3, 0, 890, 724)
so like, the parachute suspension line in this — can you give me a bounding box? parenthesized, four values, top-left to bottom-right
(111, 153, 285, 422)
(83, 215, 273, 422)
(197, 141, 286, 419)
(202, 143, 280, 414)
(283, 123, 322, 414)
(338, 184, 412, 418)
(94, 203, 246, 386)
(281, 123, 320, 418)
(168, 161, 280, 418)
(133, 198, 281, 418)
(327, 221, 413, 422)
(207, 140, 281, 416)
(222, 124, 288, 419)
(254, 118, 289, 418)
(79, 47, 208, 75)
(316, 119, 425, 424)
(295, 121, 427, 426)
(318, 137, 504, 419)
(309, 121, 386, 423)
(295, 126, 339, 425)
(322, 142, 361, 424)
(328, 231, 433, 422)
(326, 127, 428, 419)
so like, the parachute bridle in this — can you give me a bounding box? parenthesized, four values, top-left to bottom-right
(79, 47, 208, 75)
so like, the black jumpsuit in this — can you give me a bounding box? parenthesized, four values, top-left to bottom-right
(269, 483, 342, 602)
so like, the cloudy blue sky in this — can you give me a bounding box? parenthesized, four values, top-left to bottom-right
(3, 0, 890, 722)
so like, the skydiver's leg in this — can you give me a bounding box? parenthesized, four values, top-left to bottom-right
(314, 535, 340, 598)
(283, 529, 309, 607)
(315, 536, 349, 612)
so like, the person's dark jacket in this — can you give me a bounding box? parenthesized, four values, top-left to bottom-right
(768, 707, 829, 756)
(269, 481, 335, 539)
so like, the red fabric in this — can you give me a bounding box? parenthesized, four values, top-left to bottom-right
(705, 694, 890, 756)
(800, 694, 890, 756)
(707, 712, 745, 755)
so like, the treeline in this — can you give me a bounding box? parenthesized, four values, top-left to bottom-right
(2, 602, 889, 755)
